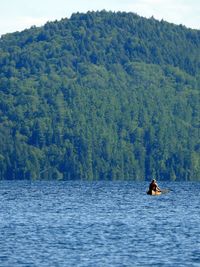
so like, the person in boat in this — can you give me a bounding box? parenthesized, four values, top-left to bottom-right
(147, 179, 161, 195)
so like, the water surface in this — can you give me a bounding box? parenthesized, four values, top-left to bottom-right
(0, 181, 200, 267)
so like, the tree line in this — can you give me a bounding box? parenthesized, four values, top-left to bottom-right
(0, 11, 199, 180)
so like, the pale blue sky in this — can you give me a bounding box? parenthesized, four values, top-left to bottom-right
(0, 0, 199, 35)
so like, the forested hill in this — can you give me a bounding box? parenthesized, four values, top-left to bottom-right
(0, 11, 200, 181)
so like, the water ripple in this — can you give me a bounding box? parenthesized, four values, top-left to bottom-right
(0, 181, 199, 267)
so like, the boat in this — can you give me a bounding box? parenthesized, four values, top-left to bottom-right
(147, 189, 170, 195)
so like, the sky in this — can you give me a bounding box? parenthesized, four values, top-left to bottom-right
(0, 0, 199, 36)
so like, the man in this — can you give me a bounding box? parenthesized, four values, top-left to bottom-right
(147, 179, 161, 195)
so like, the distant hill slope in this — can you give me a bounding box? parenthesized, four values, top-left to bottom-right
(0, 11, 199, 180)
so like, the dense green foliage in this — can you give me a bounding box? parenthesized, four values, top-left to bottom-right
(0, 11, 199, 180)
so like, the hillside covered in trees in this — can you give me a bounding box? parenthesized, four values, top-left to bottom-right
(0, 11, 199, 181)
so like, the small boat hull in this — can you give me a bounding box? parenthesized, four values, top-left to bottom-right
(147, 189, 170, 195)
(147, 190, 162, 195)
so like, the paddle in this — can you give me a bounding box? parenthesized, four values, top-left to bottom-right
(160, 189, 171, 194)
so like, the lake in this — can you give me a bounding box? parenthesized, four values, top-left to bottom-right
(0, 181, 200, 267)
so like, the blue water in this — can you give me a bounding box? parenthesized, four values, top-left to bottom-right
(0, 181, 200, 267)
